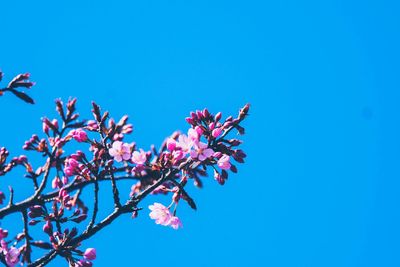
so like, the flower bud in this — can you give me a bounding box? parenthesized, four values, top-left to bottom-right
(84, 248, 96, 260)
(43, 221, 53, 235)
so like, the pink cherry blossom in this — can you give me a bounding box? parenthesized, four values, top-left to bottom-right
(166, 138, 176, 151)
(188, 128, 199, 141)
(169, 216, 183, 230)
(149, 203, 172, 225)
(190, 142, 214, 161)
(172, 150, 185, 161)
(131, 149, 147, 165)
(176, 134, 193, 153)
(217, 155, 231, 170)
(109, 141, 131, 162)
(5, 246, 20, 267)
(84, 248, 96, 260)
(64, 158, 79, 177)
(149, 203, 183, 230)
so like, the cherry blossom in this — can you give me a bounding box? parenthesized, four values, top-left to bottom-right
(131, 149, 147, 165)
(149, 203, 172, 226)
(0, 72, 249, 266)
(109, 141, 131, 162)
(5, 246, 20, 267)
(176, 134, 193, 154)
(169, 216, 183, 230)
(190, 142, 214, 161)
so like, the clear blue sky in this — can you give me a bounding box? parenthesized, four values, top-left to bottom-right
(1, 1, 400, 266)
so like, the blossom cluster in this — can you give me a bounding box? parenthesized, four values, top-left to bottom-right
(0, 71, 249, 266)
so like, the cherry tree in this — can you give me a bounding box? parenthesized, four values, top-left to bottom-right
(0, 71, 249, 266)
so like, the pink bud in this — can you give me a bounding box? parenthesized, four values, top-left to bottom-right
(185, 117, 194, 125)
(215, 112, 222, 122)
(166, 138, 176, 151)
(195, 126, 204, 135)
(84, 248, 96, 260)
(202, 108, 210, 118)
(43, 221, 53, 235)
(208, 122, 215, 130)
(51, 119, 59, 130)
(71, 129, 88, 142)
(42, 121, 49, 135)
(212, 128, 222, 138)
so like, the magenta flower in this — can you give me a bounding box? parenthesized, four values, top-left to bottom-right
(84, 248, 96, 261)
(176, 134, 193, 154)
(5, 246, 19, 267)
(70, 128, 88, 142)
(109, 141, 131, 162)
(131, 149, 147, 165)
(166, 138, 176, 151)
(190, 142, 214, 161)
(217, 155, 231, 170)
(149, 203, 182, 230)
(64, 158, 79, 177)
(169, 216, 183, 230)
(188, 128, 199, 141)
(149, 203, 172, 225)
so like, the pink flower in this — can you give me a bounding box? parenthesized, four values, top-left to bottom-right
(64, 158, 79, 177)
(217, 155, 231, 170)
(166, 138, 176, 151)
(176, 134, 193, 153)
(70, 128, 88, 142)
(188, 128, 199, 141)
(109, 141, 131, 162)
(131, 149, 147, 165)
(5, 246, 19, 267)
(149, 203, 172, 225)
(84, 248, 96, 261)
(149, 203, 183, 230)
(172, 150, 185, 161)
(169, 216, 183, 230)
(190, 142, 214, 161)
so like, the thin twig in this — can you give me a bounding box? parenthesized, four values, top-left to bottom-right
(86, 176, 99, 230)
(22, 210, 32, 263)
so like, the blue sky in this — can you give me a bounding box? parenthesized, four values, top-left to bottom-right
(1, 1, 400, 266)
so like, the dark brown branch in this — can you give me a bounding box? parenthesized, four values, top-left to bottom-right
(0, 175, 143, 219)
(28, 250, 58, 267)
(86, 177, 99, 230)
(107, 166, 121, 208)
(22, 210, 32, 263)
(30, 170, 177, 267)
